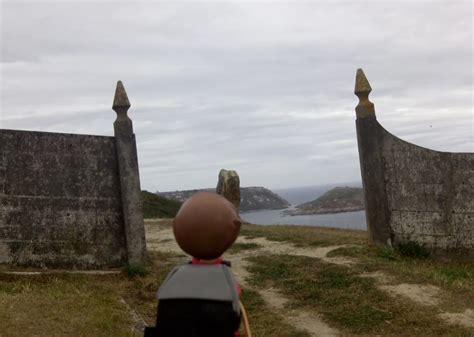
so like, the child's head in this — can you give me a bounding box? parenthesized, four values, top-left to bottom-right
(173, 192, 241, 259)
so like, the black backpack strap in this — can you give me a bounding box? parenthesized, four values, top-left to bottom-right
(222, 264, 240, 315)
(143, 326, 157, 337)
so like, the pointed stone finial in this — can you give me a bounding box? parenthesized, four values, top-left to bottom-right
(355, 69, 372, 95)
(112, 81, 131, 121)
(354, 69, 376, 119)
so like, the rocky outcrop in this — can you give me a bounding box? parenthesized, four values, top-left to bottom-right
(216, 169, 241, 210)
(286, 186, 364, 215)
(158, 186, 290, 212)
(239, 187, 290, 211)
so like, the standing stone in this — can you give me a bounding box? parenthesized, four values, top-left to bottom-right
(112, 81, 147, 265)
(216, 169, 241, 210)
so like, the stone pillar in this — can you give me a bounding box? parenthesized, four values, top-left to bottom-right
(112, 81, 147, 265)
(216, 169, 241, 211)
(354, 69, 392, 246)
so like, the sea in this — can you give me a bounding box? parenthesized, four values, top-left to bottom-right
(239, 183, 367, 231)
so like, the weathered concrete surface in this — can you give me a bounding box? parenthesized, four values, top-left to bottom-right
(113, 81, 147, 265)
(0, 81, 147, 268)
(355, 69, 474, 254)
(216, 169, 241, 210)
(0, 129, 127, 268)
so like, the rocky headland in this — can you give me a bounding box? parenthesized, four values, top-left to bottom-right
(285, 186, 364, 215)
(158, 186, 290, 212)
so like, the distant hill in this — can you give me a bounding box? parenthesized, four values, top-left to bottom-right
(240, 187, 291, 211)
(158, 186, 290, 212)
(285, 186, 364, 215)
(141, 190, 182, 219)
(274, 182, 362, 205)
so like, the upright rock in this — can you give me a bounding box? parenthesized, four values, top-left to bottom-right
(216, 169, 241, 210)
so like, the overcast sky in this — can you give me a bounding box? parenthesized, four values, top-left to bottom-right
(1, 0, 472, 192)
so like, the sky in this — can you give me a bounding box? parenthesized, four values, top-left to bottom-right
(1, 0, 472, 192)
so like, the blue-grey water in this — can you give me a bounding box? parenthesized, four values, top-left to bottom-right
(241, 183, 366, 230)
(274, 182, 362, 205)
(240, 209, 367, 230)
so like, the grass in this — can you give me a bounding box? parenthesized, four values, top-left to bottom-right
(240, 289, 311, 337)
(123, 264, 149, 278)
(397, 241, 431, 258)
(2, 222, 473, 336)
(141, 190, 181, 219)
(297, 186, 364, 211)
(240, 223, 368, 247)
(0, 250, 308, 337)
(0, 250, 177, 337)
(0, 273, 138, 337)
(327, 245, 474, 290)
(229, 242, 262, 253)
(326, 244, 474, 316)
(246, 254, 472, 335)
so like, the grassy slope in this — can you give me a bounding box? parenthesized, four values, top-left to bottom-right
(297, 186, 364, 211)
(0, 248, 308, 337)
(242, 223, 474, 335)
(141, 190, 181, 219)
(1, 223, 472, 336)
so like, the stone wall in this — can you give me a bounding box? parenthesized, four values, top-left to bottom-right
(355, 69, 473, 255)
(0, 81, 146, 268)
(0, 130, 126, 267)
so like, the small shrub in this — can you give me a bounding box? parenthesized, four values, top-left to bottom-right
(327, 246, 367, 258)
(376, 246, 397, 261)
(434, 266, 471, 284)
(397, 241, 430, 258)
(123, 264, 149, 278)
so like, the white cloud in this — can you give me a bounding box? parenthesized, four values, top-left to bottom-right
(1, 1, 472, 191)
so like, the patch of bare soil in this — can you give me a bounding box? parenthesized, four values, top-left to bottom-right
(236, 235, 354, 266)
(439, 309, 474, 329)
(147, 227, 342, 336)
(364, 271, 474, 330)
(359, 271, 394, 284)
(258, 288, 340, 337)
(379, 283, 441, 306)
(146, 226, 474, 333)
(226, 250, 340, 336)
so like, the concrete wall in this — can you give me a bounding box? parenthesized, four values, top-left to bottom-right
(0, 130, 127, 268)
(0, 81, 146, 268)
(355, 69, 474, 255)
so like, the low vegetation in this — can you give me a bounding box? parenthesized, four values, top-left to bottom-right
(287, 186, 364, 215)
(327, 245, 474, 296)
(141, 190, 181, 219)
(228, 242, 262, 253)
(0, 251, 307, 337)
(246, 254, 471, 335)
(1, 222, 473, 336)
(240, 223, 368, 247)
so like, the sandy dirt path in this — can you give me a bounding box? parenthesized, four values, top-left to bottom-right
(146, 224, 474, 333)
(147, 226, 341, 336)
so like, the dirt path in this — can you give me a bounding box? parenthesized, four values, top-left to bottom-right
(362, 268, 474, 330)
(146, 226, 474, 333)
(148, 227, 342, 336)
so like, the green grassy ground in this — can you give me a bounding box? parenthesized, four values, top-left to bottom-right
(246, 254, 472, 335)
(0, 222, 473, 336)
(141, 191, 181, 219)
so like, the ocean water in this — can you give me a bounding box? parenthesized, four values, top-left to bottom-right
(274, 183, 362, 205)
(241, 183, 367, 230)
(240, 209, 367, 230)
